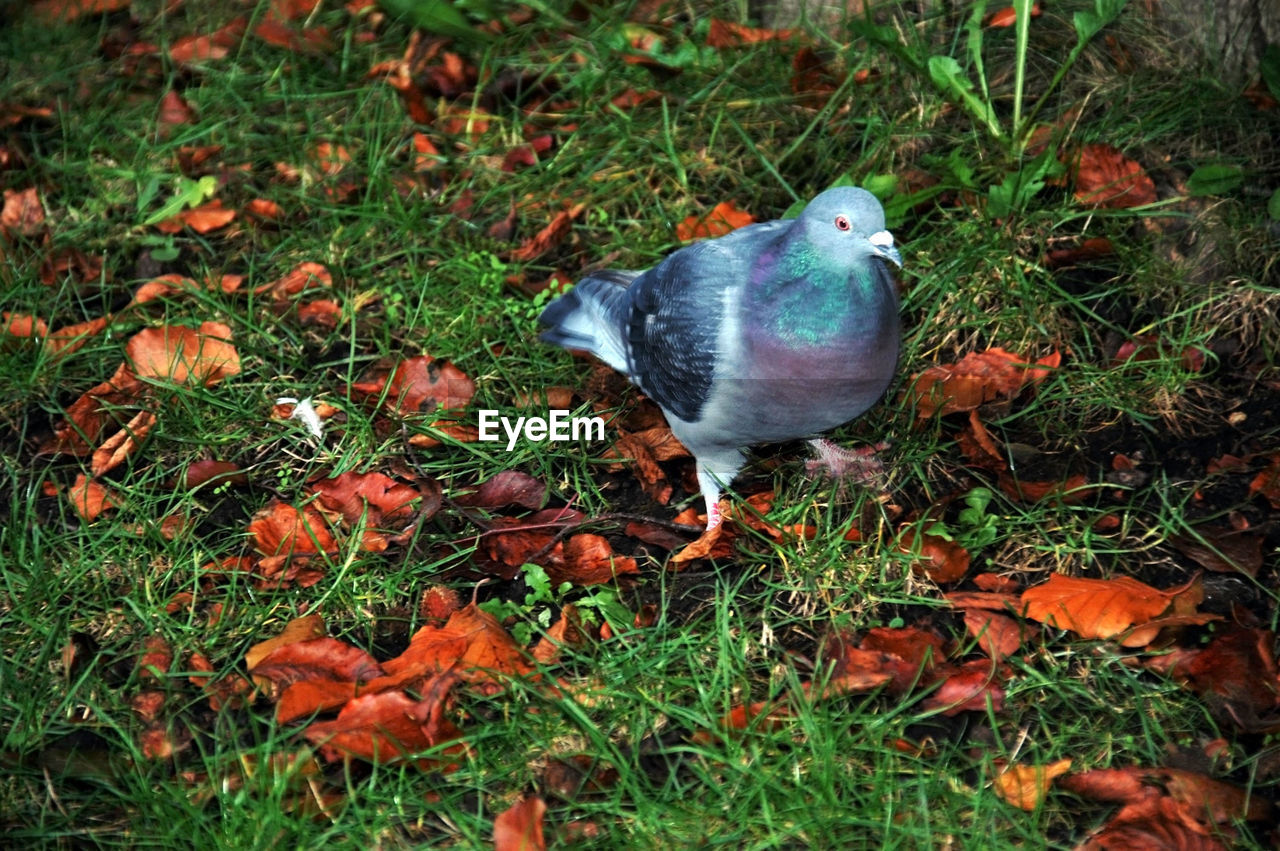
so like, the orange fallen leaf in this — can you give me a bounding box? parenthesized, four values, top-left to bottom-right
(510, 203, 585, 263)
(90, 408, 156, 476)
(2, 187, 45, 236)
(1070, 143, 1157, 209)
(126, 322, 241, 387)
(157, 90, 196, 128)
(706, 19, 797, 48)
(1, 312, 48, 339)
(675, 200, 755, 241)
(907, 348, 1060, 418)
(493, 796, 547, 851)
(985, 3, 1041, 27)
(68, 473, 120, 521)
(33, 0, 132, 22)
(44, 315, 111, 360)
(898, 527, 970, 583)
(993, 759, 1072, 810)
(1021, 574, 1193, 647)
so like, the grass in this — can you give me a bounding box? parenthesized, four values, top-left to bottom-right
(3, 0, 1279, 847)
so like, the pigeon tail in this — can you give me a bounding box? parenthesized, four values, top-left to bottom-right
(537, 271, 638, 374)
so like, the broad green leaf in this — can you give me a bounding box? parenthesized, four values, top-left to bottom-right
(377, 0, 491, 41)
(1186, 164, 1244, 196)
(1268, 187, 1280, 221)
(1261, 44, 1280, 100)
(862, 174, 899, 199)
(141, 176, 216, 226)
(1073, 0, 1126, 45)
(928, 55, 1002, 138)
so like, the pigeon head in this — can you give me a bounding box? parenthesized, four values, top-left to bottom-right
(794, 187, 902, 271)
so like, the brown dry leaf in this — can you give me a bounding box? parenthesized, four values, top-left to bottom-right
(922, 659, 1008, 715)
(39, 246, 104, 285)
(1170, 525, 1263, 577)
(169, 34, 229, 64)
(985, 3, 1041, 27)
(130, 274, 198, 306)
(45, 362, 146, 456)
(155, 199, 236, 234)
(1248, 455, 1280, 508)
(68, 473, 120, 521)
(1159, 767, 1273, 823)
(454, 470, 547, 511)
(310, 471, 424, 526)
(510, 203, 586, 263)
(253, 16, 334, 53)
(33, 0, 132, 21)
(493, 795, 547, 851)
(248, 500, 336, 560)
(550, 534, 639, 587)
(256, 261, 332, 300)
(157, 90, 196, 128)
(1070, 143, 1158, 209)
(352, 355, 476, 419)
(531, 605, 585, 666)
(997, 471, 1091, 505)
(90, 408, 156, 476)
(2, 187, 45, 236)
(1021, 574, 1191, 647)
(376, 604, 533, 693)
(1151, 625, 1280, 729)
(179, 459, 249, 490)
(302, 688, 460, 768)
(675, 200, 755, 241)
(907, 348, 1060, 418)
(706, 19, 797, 47)
(1, 312, 48, 339)
(126, 322, 241, 387)
(243, 614, 328, 671)
(993, 759, 1072, 811)
(45, 316, 111, 360)
(670, 517, 724, 564)
(898, 527, 970, 584)
(244, 198, 284, 222)
(963, 609, 1024, 660)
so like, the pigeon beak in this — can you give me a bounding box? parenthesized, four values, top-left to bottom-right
(869, 230, 902, 268)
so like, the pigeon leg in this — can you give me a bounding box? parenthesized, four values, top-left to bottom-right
(805, 438, 889, 486)
(695, 464, 724, 530)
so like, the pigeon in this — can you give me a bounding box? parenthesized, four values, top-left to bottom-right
(538, 187, 902, 530)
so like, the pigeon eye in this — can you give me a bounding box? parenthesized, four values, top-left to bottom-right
(834, 216, 851, 231)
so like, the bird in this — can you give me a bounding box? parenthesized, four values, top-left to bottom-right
(538, 186, 902, 531)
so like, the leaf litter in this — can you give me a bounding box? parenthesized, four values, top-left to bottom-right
(2, 0, 1279, 846)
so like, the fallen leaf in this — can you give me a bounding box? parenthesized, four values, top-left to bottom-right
(675, 200, 755, 241)
(993, 759, 1072, 810)
(454, 470, 547, 510)
(898, 527, 970, 583)
(706, 18, 796, 48)
(68, 473, 120, 521)
(493, 795, 547, 851)
(1070, 143, 1158, 209)
(550, 534, 639, 586)
(2, 187, 45, 236)
(1021, 574, 1189, 646)
(907, 348, 1060, 418)
(126, 322, 241, 387)
(510, 203, 585, 263)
